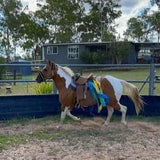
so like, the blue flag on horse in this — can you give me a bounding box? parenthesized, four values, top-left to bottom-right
(88, 79, 109, 113)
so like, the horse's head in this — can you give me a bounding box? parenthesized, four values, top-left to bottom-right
(36, 60, 57, 83)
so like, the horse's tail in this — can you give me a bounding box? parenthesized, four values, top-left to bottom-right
(120, 80, 144, 115)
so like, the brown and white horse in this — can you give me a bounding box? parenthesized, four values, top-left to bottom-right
(36, 60, 143, 126)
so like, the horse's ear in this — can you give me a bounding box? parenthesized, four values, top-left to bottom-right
(52, 62, 54, 70)
(51, 62, 56, 70)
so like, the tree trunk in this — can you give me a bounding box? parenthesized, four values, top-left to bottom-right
(6, 29, 10, 63)
(158, 32, 160, 43)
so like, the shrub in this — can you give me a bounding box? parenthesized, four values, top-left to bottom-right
(34, 82, 53, 94)
(80, 52, 106, 64)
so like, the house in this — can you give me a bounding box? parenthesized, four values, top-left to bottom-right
(40, 42, 138, 64)
(39, 42, 160, 64)
(135, 42, 160, 63)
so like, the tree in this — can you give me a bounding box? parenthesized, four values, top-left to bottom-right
(0, 0, 23, 62)
(108, 41, 130, 64)
(115, 41, 130, 64)
(0, 0, 49, 61)
(147, 12, 160, 42)
(124, 17, 145, 42)
(17, 12, 49, 50)
(102, 30, 116, 41)
(79, 0, 121, 42)
(150, 0, 160, 8)
(35, 0, 84, 43)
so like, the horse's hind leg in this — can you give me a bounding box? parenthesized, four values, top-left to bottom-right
(66, 107, 80, 121)
(103, 106, 114, 126)
(119, 103, 127, 125)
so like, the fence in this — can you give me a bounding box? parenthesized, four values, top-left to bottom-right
(0, 94, 160, 120)
(0, 63, 160, 119)
(0, 63, 160, 95)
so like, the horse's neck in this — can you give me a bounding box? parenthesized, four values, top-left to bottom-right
(53, 67, 72, 92)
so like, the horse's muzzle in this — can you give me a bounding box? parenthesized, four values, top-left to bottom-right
(36, 73, 44, 83)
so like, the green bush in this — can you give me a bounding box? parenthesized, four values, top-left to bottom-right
(34, 82, 53, 94)
(80, 52, 106, 64)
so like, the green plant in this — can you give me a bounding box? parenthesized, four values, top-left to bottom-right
(80, 52, 106, 64)
(34, 82, 53, 94)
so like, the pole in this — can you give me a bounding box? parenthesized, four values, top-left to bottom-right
(52, 81, 57, 94)
(149, 48, 155, 95)
(149, 63, 155, 95)
(13, 70, 16, 86)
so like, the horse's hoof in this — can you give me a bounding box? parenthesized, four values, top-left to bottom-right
(102, 122, 109, 128)
(56, 124, 62, 129)
(121, 121, 127, 126)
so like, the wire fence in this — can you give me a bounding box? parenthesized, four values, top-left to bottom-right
(0, 63, 160, 96)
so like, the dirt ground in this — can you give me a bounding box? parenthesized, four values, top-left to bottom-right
(0, 117, 159, 160)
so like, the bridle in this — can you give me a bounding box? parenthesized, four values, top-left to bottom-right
(38, 70, 46, 82)
(38, 63, 56, 82)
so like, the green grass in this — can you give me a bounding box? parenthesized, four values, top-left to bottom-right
(4, 116, 59, 126)
(29, 130, 54, 140)
(0, 134, 27, 152)
(3, 115, 81, 127)
(5, 117, 34, 126)
(111, 115, 160, 124)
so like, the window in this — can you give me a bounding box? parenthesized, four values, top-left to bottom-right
(67, 45, 79, 59)
(47, 46, 58, 54)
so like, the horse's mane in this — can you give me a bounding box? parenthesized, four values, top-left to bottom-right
(59, 66, 74, 77)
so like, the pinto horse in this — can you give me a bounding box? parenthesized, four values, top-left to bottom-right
(36, 60, 143, 126)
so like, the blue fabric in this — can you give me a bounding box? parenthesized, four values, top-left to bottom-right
(88, 81, 109, 113)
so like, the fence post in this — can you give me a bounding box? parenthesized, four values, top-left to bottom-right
(149, 63, 155, 95)
(52, 81, 57, 94)
(13, 70, 16, 86)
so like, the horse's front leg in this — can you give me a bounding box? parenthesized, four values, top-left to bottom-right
(57, 105, 67, 128)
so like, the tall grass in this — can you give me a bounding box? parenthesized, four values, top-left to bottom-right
(34, 82, 53, 94)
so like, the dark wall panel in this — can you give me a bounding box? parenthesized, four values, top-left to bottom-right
(0, 95, 60, 120)
(0, 95, 160, 120)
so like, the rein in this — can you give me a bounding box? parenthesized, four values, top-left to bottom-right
(38, 71, 46, 82)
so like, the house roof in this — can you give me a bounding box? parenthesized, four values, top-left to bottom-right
(42, 41, 133, 46)
(134, 42, 160, 49)
(42, 41, 160, 49)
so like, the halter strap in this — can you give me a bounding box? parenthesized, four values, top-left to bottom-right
(38, 71, 46, 82)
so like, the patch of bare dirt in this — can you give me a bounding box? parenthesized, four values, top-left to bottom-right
(0, 117, 160, 160)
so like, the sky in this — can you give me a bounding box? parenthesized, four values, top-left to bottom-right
(115, 0, 150, 37)
(21, 0, 158, 39)
(115, 0, 158, 38)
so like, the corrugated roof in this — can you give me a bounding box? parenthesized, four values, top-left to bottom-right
(42, 41, 133, 46)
